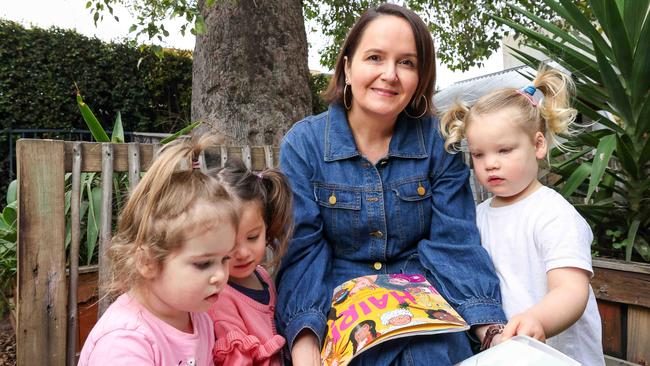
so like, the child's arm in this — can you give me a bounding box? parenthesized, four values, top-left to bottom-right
(501, 267, 590, 341)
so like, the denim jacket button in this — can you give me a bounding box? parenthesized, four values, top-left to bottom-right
(373, 262, 383, 270)
(370, 230, 384, 238)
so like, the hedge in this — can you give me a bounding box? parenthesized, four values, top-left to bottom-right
(0, 19, 193, 133)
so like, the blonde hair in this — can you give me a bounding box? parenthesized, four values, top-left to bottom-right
(104, 135, 239, 298)
(440, 66, 577, 152)
(209, 158, 293, 272)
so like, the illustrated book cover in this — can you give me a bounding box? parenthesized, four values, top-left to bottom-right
(321, 273, 469, 366)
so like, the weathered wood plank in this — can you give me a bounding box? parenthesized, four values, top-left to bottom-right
(598, 300, 624, 358)
(67, 142, 82, 366)
(97, 144, 114, 316)
(127, 142, 141, 190)
(63, 140, 155, 172)
(59, 140, 280, 172)
(592, 264, 650, 308)
(627, 306, 650, 365)
(594, 258, 650, 275)
(16, 139, 67, 366)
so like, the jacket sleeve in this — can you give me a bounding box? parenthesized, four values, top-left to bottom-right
(417, 132, 507, 326)
(275, 135, 333, 350)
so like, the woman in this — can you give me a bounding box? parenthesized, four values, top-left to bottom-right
(276, 4, 507, 365)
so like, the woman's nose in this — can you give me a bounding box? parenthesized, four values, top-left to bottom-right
(381, 63, 398, 82)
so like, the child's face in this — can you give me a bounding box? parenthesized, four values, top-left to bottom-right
(466, 108, 547, 207)
(144, 202, 237, 319)
(229, 201, 267, 280)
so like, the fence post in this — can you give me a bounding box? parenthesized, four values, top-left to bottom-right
(16, 139, 67, 366)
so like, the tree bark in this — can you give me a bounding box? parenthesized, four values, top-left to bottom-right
(192, 0, 312, 145)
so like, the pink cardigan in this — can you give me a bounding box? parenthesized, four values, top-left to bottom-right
(208, 266, 286, 366)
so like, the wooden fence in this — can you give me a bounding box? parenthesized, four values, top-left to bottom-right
(14, 138, 650, 365)
(16, 139, 279, 366)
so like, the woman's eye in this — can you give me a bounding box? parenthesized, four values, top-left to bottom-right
(367, 55, 380, 62)
(194, 260, 213, 270)
(400, 59, 416, 67)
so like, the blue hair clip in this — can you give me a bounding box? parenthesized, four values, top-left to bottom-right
(522, 85, 537, 96)
(516, 85, 539, 106)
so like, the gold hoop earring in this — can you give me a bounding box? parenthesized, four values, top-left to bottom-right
(404, 95, 428, 119)
(343, 83, 352, 110)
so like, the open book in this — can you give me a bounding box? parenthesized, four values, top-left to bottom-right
(456, 335, 581, 366)
(321, 273, 469, 366)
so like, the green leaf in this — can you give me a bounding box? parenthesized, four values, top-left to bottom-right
(76, 91, 110, 142)
(590, 0, 633, 80)
(6, 180, 16, 205)
(615, 134, 639, 179)
(111, 111, 124, 143)
(586, 134, 616, 201)
(573, 101, 623, 134)
(639, 136, 650, 168)
(493, 14, 602, 82)
(2, 205, 17, 228)
(560, 162, 591, 197)
(593, 45, 634, 127)
(509, 4, 591, 54)
(160, 120, 202, 144)
(634, 236, 650, 262)
(555, 0, 613, 60)
(625, 219, 640, 261)
(623, 0, 648, 49)
(86, 1, 92, 8)
(129, 24, 137, 33)
(630, 8, 650, 113)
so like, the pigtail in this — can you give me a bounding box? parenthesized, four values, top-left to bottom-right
(439, 101, 470, 153)
(533, 67, 577, 149)
(259, 169, 294, 272)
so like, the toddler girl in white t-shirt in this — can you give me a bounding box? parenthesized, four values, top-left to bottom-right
(440, 67, 604, 365)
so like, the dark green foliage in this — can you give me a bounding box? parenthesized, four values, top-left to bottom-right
(309, 72, 331, 115)
(0, 19, 192, 133)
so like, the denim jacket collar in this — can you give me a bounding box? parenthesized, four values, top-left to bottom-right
(324, 104, 429, 162)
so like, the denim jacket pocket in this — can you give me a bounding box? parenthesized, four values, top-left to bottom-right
(391, 178, 433, 245)
(314, 184, 362, 256)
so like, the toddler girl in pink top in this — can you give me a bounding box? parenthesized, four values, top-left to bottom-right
(208, 159, 293, 366)
(79, 135, 239, 366)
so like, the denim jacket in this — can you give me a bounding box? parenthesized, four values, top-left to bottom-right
(276, 104, 506, 363)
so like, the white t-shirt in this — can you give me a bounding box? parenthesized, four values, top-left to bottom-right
(476, 186, 604, 366)
(78, 293, 215, 366)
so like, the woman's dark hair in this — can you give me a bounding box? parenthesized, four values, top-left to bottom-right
(322, 3, 436, 117)
(211, 158, 293, 270)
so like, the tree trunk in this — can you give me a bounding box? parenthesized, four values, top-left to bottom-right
(192, 0, 312, 145)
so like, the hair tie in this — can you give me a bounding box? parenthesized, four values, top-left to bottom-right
(191, 160, 201, 169)
(255, 172, 264, 180)
(516, 85, 540, 107)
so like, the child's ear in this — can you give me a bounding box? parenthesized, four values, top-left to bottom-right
(534, 132, 547, 159)
(136, 247, 159, 280)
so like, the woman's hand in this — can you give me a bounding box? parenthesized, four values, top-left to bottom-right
(501, 313, 546, 342)
(291, 330, 321, 366)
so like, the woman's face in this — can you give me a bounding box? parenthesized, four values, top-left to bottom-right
(354, 323, 372, 343)
(344, 15, 419, 123)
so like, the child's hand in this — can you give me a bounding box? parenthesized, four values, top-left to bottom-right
(501, 312, 546, 342)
